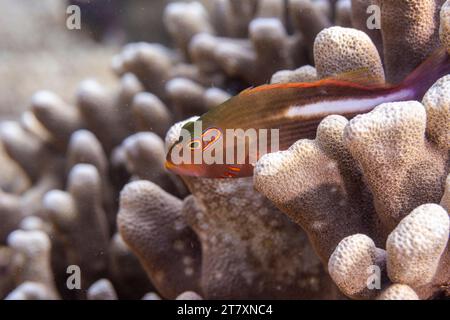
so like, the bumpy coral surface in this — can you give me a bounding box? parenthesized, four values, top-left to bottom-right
(0, 0, 449, 301)
(255, 81, 450, 299)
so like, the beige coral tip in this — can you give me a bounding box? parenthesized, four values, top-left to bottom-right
(76, 79, 105, 100)
(189, 33, 220, 73)
(7, 230, 50, 256)
(328, 234, 386, 298)
(68, 163, 100, 191)
(214, 40, 256, 80)
(120, 72, 142, 92)
(189, 32, 216, 53)
(121, 132, 170, 187)
(0, 121, 24, 144)
(254, 143, 298, 191)
(289, 0, 332, 47)
(87, 279, 118, 300)
(132, 92, 165, 109)
(31, 91, 63, 112)
(386, 204, 449, 287)
(19, 216, 47, 232)
(176, 291, 203, 300)
(422, 75, 450, 149)
(270, 65, 317, 83)
(111, 54, 125, 75)
(440, 1, 450, 54)
(42, 189, 76, 224)
(142, 292, 162, 300)
(122, 132, 165, 161)
(31, 90, 81, 145)
(163, 2, 212, 55)
(249, 18, 285, 40)
(344, 101, 427, 164)
(377, 284, 419, 300)
(165, 77, 209, 117)
(67, 130, 107, 172)
(164, 2, 210, 28)
(203, 88, 231, 109)
(131, 92, 171, 136)
(5, 282, 58, 300)
(118, 180, 201, 299)
(313, 26, 384, 81)
(316, 114, 349, 155)
(166, 77, 204, 98)
(70, 129, 97, 148)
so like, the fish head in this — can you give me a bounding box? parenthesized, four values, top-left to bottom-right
(165, 121, 225, 177)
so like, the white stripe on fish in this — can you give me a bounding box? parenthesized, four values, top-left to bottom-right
(286, 88, 415, 118)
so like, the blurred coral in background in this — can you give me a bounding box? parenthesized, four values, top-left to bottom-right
(0, 0, 118, 120)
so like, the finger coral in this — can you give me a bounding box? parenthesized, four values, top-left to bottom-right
(376, 284, 419, 300)
(118, 180, 202, 299)
(87, 279, 118, 300)
(313, 26, 385, 81)
(386, 204, 448, 289)
(5, 282, 59, 300)
(329, 203, 449, 299)
(381, 0, 445, 83)
(176, 291, 203, 300)
(255, 78, 450, 299)
(43, 164, 110, 292)
(327, 234, 387, 299)
(7, 230, 59, 299)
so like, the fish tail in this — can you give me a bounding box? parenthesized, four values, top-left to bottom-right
(401, 48, 450, 100)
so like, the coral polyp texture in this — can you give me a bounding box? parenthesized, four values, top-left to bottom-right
(0, 0, 449, 300)
(254, 82, 450, 299)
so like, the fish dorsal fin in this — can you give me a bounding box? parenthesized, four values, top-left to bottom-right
(239, 82, 316, 95)
(239, 68, 387, 95)
(328, 68, 386, 87)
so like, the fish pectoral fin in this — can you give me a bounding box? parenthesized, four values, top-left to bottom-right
(328, 68, 386, 87)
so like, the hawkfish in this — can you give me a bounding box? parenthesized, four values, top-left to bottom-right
(166, 48, 450, 178)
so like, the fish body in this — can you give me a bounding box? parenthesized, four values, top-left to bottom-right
(166, 49, 450, 178)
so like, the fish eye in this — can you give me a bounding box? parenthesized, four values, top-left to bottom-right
(188, 140, 201, 150)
